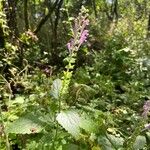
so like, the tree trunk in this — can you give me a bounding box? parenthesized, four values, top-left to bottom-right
(5, 0, 19, 41)
(0, 26, 5, 49)
(24, 0, 29, 30)
(147, 13, 150, 38)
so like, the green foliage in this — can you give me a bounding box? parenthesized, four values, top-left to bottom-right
(56, 110, 81, 138)
(56, 110, 100, 139)
(50, 78, 62, 100)
(133, 135, 146, 150)
(98, 134, 124, 150)
(6, 113, 44, 134)
(0, 0, 150, 150)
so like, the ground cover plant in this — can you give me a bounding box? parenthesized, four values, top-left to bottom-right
(0, 0, 150, 149)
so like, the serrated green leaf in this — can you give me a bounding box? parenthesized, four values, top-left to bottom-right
(80, 118, 98, 133)
(56, 110, 81, 138)
(56, 110, 100, 139)
(133, 135, 146, 150)
(50, 78, 62, 99)
(98, 134, 124, 150)
(6, 113, 44, 134)
(98, 135, 112, 150)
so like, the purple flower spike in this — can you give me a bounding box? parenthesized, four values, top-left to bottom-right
(79, 30, 89, 45)
(142, 100, 150, 118)
(66, 7, 89, 53)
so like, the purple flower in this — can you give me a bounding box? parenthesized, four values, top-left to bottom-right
(66, 9, 89, 53)
(67, 39, 74, 53)
(145, 124, 150, 130)
(142, 100, 150, 118)
(83, 19, 89, 26)
(79, 29, 89, 45)
(142, 123, 150, 132)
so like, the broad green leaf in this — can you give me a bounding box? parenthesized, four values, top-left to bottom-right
(133, 135, 146, 150)
(56, 110, 100, 139)
(56, 110, 81, 138)
(98, 135, 113, 150)
(50, 78, 62, 99)
(98, 134, 124, 150)
(80, 118, 98, 133)
(6, 113, 44, 134)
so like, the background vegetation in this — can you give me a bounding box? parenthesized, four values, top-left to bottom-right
(0, 0, 150, 149)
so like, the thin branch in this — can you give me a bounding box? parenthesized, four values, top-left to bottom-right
(103, 0, 113, 20)
(114, 0, 118, 21)
(33, 0, 60, 34)
(24, 0, 29, 30)
(52, 0, 63, 49)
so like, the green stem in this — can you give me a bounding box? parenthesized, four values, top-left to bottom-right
(52, 50, 77, 150)
(0, 105, 10, 150)
(125, 120, 145, 150)
(0, 75, 12, 150)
